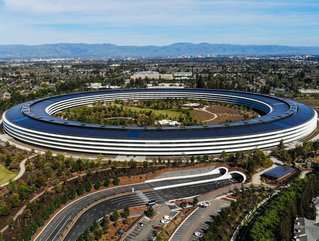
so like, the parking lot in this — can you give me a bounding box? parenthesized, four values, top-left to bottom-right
(170, 199, 230, 241)
(124, 205, 178, 241)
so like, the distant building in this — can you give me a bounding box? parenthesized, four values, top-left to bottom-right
(88, 83, 103, 89)
(0, 92, 11, 100)
(299, 88, 319, 94)
(130, 71, 160, 80)
(293, 196, 319, 241)
(156, 119, 179, 126)
(87, 83, 120, 90)
(160, 74, 174, 80)
(183, 103, 200, 108)
(294, 217, 319, 241)
(147, 83, 184, 89)
(261, 165, 296, 183)
(173, 72, 193, 80)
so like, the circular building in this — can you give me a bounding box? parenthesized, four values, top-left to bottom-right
(2, 89, 317, 156)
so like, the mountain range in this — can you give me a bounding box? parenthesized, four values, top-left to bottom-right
(0, 43, 319, 59)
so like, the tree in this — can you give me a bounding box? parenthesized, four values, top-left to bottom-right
(102, 215, 110, 233)
(0, 232, 4, 241)
(104, 178, 110, 187)
(8, 217, 14, 229)
(192, 196, 199, 205)
(77, 184, 84, 195)
(129, 159, 137, 168)
(0, 198, 9, 216)
(8, 180, 17, 193)
(85, 181, 92, 192)
(68, 189, 76, 200)
(145, 206, 155, 217)
(4, 156, 12, 167)
(113, 176, 120, 186)
(10, 193, 21, 207)
(122, 206, 130, 218)
(112, 210, 119, 224)
(143, 161, 149, 168)
(18, 183, 31, 200)
(190, 155, 195, 164)
(94, 181, 101, 190)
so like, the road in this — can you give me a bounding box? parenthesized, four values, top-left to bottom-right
(158, 179, 237, 200)
(65, 193, 148, 241)
(35, 183, 150, 241)
(148, 173, 223, 188)
(35, 169, 239, 241)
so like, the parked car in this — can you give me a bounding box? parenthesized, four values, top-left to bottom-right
(194, 231, 204, 238)
(160, 219, 170, 224)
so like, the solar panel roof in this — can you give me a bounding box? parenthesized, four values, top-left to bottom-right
(262, 165, 296, 179)
(3, 89, 316, 140)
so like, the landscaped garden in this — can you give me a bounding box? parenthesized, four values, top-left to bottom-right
(54, 99, 258, 127)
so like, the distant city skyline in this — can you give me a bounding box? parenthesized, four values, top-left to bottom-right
(0, 0, 319, 46)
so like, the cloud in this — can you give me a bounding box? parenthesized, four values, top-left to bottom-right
(1, 0, 318, 45)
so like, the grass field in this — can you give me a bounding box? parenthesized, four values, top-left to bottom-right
(111, 103, 185, 119)
(296, 97, 319, 107)
(0, 164, 17, 186)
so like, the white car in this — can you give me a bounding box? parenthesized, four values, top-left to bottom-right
(160, 219, 170, 224)
(163, 215, 172, 220)
(199, 201, 210, 208)
(194, 231, 204, 238)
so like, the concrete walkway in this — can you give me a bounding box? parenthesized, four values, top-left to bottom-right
(0, 154, 37, 188)
(249, 156, 283, 186)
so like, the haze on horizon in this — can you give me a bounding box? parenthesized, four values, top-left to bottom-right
(0, 0, 319, 47)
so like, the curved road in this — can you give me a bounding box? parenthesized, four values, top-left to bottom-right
(35, 183, 150, 241)
(35, 170, 241, 241)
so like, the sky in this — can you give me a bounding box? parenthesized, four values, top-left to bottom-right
(0, 0, 319, 46)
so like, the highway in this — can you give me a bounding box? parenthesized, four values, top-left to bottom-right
(35, 168, 243, 241)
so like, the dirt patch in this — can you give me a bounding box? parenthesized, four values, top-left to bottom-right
(191, 105, 258, 125)
(192, 109, 215, 122)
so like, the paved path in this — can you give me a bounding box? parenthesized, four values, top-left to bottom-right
(0, 154, 37, 188)
(194, 106, 218, 123)
(300, 170, 312, 179)
(249, 156, 283, 186)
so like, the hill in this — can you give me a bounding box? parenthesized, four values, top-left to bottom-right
(0, 43, 319, 59)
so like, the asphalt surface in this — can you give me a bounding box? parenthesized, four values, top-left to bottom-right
(158, 179, 237, 200)
(148, 173, 223, 188)
(65, 193, 146, 241)
(36, 175, 238, 241)
(35, 183, 150, 241)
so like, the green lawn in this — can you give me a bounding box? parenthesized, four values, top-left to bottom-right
(111, 103, 185, 119)
(296, 97, 319, 107)
(0, 164, 17, 185)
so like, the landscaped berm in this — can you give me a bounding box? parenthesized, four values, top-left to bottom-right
(0, 164, 17, 186)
